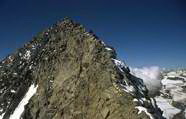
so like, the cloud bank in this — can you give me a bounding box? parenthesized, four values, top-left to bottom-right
(131, 66, 162, 96)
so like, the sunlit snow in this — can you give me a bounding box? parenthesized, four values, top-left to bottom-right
(9, 84, 38, 119)
(155, 96, 181, 119)
(135, 106, 153, 119)
(105, 47, 112, 51)
(0, 113, 5, 119)
(23, 50, 31, 60)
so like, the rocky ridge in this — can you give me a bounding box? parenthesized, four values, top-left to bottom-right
(0, 18, 164, 119)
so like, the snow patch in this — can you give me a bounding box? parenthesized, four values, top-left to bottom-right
(0, 113, 5, 119)
(167, 72, 178, 78)
(161, 73, 186, 103)
(112, 59, 124, 66)
(155, 96, 181, 119)
(31, 45, 36, 50)
(19, 53, 22, 57)
(10, 90, 16, 93)
(121, 83, 135, 94)
(112, 59, 127, 73)
(9, 84, 38, 119)
(105, 47, 112, 51)
(135, 106, 154, 119)
(162, 79, 183, 88)
(133, 98, 138, 102)
(13, 73, 17, 76)
(23, 50, 31, 60)
(171, 88, 186, 102)
(8, 56, 14, 62)
(101, 41, 106, 46)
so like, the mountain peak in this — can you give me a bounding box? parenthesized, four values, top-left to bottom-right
(0, 18, 163, 119)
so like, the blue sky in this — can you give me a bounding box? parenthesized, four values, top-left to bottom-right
(0, 0, 186, 68)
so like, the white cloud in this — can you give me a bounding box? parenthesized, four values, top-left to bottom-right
(131, 66, 162, 96)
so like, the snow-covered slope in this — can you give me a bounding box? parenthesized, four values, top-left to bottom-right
(155, 70, 186, 119)
(130, 66, 186, 119)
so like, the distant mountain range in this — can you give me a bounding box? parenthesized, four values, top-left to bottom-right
(155, 70, 186, 119)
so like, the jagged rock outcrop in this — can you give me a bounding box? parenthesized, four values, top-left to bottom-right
(0, 18, 164, 119)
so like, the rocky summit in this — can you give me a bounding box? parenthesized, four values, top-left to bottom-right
(0, 18, 164, 119)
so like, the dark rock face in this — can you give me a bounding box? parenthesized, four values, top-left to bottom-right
(0, 18, 163, 119)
